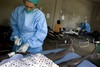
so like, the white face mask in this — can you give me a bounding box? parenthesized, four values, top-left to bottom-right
(26, 9, 34, 13)
(26, 8, 38, 13)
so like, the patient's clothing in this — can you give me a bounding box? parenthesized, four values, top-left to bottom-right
(0, 53, 59, 67)
(54, 24, 61, 33)
(0, 54, 23, 65)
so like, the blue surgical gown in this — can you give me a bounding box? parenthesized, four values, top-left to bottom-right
(10, 5, 48, 53)
(80, 22, 91, 33)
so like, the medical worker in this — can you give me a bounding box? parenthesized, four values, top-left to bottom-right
(10, 0, 48, 53)
(80, 19, 91, 34)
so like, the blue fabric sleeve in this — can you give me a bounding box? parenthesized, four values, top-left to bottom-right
(27, 12, 48, 48)
(85, 22, 91, 32)
(10, 7, 19, 41)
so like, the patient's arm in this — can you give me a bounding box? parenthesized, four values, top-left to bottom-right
(58, 53, 100, 67)
(0, 46, 74, 62)
(0, 52, 30, 62)
(0, 45, 74, 62)
(0, 55, 9, 62)
(45, 45, 74, 61)
(58, 57, 85, 67)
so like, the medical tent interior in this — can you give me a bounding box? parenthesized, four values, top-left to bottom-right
(0, 0, 100, 67)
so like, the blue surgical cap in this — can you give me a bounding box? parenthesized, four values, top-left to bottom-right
(28, 0, 39, 4)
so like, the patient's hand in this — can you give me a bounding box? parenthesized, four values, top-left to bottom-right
(16, 52, 31, 55)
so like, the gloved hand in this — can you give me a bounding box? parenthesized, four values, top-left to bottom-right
(8, 52, 15, 57)
(14, 36, 21, 46)
(17, 43, 29, 52)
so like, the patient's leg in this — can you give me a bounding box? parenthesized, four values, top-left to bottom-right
(58, 53, 100, 67)
(45, 45, 74, 61)
(16, 52, 30, 55)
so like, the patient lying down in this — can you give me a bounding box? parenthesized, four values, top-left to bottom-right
(0, 44, 74, 62)
(0, 45, 100, 67)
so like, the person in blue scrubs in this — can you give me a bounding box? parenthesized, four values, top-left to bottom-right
(10, 0, 48, 53)
(80, 20, 91, 35)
